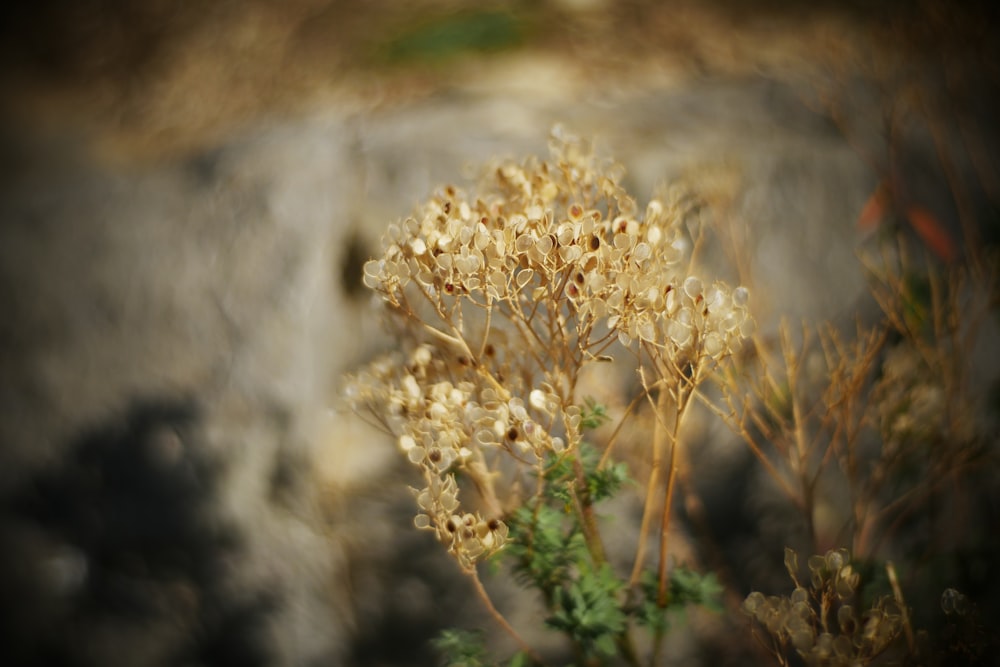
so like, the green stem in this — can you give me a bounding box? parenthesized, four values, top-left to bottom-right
(569, 456, 642, 667)
(571, 456, 607, 565)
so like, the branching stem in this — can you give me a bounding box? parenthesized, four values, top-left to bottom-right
(657, 384, 684, 607)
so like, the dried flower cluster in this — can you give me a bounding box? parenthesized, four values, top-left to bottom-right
(345, 127, 751, 570)
(744, 549, 906, 666)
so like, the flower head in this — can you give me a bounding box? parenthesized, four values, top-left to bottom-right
(347, 127, 753, 568)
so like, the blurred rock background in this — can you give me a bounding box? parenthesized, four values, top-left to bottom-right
(0, 1, 997, 665)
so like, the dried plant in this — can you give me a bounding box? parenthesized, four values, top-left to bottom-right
(342, 119, 997, 666)
(743, 548, 908, 667)
(716, 209, 998, 667)
(344, 127, 751, 664)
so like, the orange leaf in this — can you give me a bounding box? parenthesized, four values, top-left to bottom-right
(857, 181, 891, 230)
(905, 205, 958, 262)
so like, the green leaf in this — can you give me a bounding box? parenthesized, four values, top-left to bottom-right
(586, 460, 629, 502)
(506, 652, 529, 667)
(541, 442, 631, 504)
(580, 397, 612, 430)
(378, 10, 524, 65)
(546, 564, 627, 659)
(634, 567, 724, 633)
(506, 503, 588, 596)
(433, 628, 490, 667)
(670, 566, 724, 611)
(498, 442, 637, 662)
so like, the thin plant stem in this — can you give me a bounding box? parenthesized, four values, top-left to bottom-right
(886, 561, 915, 654)
(629, 369, 667, 587)
(657, 383, 685, 607)
(571, 457, 607, 566)
(598, 389, 646, 470)
(698, 387, 799, 504)
(784, 334, 817, 552)
(469, 569, 547, 667)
